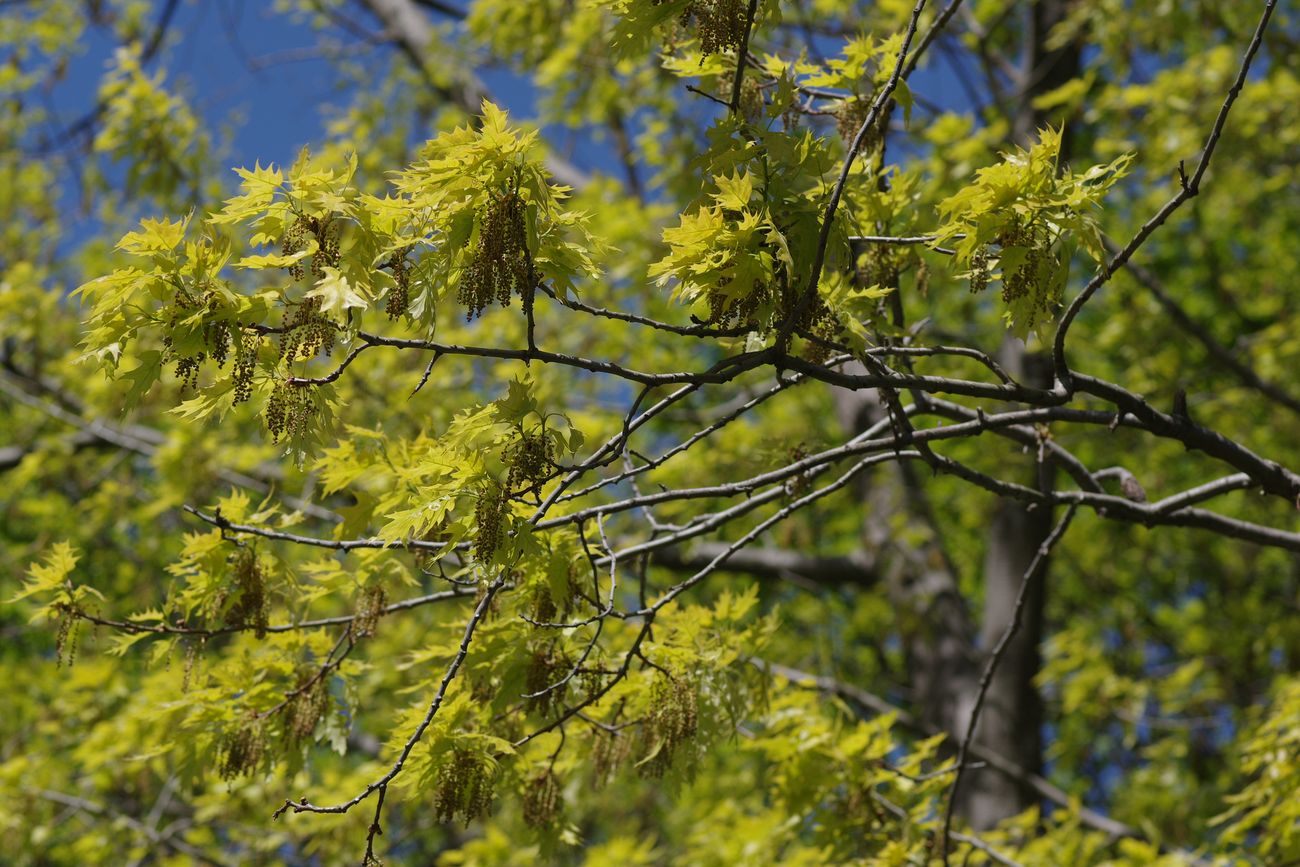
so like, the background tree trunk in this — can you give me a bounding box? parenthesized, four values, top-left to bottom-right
(840, 0, 1082, 829)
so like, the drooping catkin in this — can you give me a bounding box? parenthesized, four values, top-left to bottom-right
(219, 716, 268, 780)
(639, 671, 700, 778)
(224, 547, 269, 638)
(433, 748, 496, 826)
(473, 482, 507, 563)
(459, 183, 535, 320)
(522, 770, 563, 827)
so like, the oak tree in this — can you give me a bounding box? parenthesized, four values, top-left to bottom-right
(3, 0, 1299, 864)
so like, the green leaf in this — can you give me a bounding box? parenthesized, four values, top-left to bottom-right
(306, 267, 369, 317)
(10, 542, 80, 602)
(713, 171, 754, 211)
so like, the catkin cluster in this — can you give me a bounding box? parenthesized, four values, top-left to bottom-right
(835, 97, 879, 151)
(524, 644, 571, 718)
(859, 243, 904, 293)
(353, 584, 388, 638)
(181, 637, 202, 692)
(522, 771, 563, 828)
(639, 672, 700, 778)
(965, 219, 1055, 329)
(506, 431, 554, 494)
(278, 296, 335, 363)
(281, 215, 341, 281)
(53, 603, 81, 668)
(704, 270, 840, 340)
(738, 75, 764, 121)
(219, 717, 267, 780)
(530, 583, 558, 624)
(433, 748, 496, 826)
(968, 247, 991, 294)
(473, 482, 507, 563)
(171, 349, 202, 392)
(230, 331, 259, 404)
(667, 0, 748, 55)
(158, 285, 261, 400)
(528, 578, 574, 625)
(997, 219, 1051, 328)
(163, 288, 242, 393)
(284, 674, 329, 746)
(206, 314, 231, 370)
(775, 274, 842, 358)
(386, 246, 413, 319)
(705, 275, 763, 329)
(162, 286, 208, 390)
(223, 547, 269, 638)
(459, 184, 536, 320)
(265, 381, 315, 443)
(591, 729, 633, 788)
(798, 297, 843, 364)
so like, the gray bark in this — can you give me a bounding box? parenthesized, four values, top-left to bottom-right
(839, 0, 1082, 829)
(957, 0, 1081, 828)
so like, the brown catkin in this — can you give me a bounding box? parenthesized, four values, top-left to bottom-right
(279, 296, 334, 363)
(284, 674, 329, 745)
(799, 297, 842, 365)
(473, 483, 507, 563)
(159, 286, 251, 394)
(172, 351, 203, 392)
(691, 0, 747, 55)
(208, 322, 231, 369)
(522, 771, 563, 828)
(181, 637, 201, 693)
(265, 382, 314, 443)
(219, 716, 268, 780)
(530, 583, 557, 625)
(704, 275, 766, 331)
(738, 75, 764, 121)
(225, 547, 269, 638)
(282, 217, 308, 280)
(305, 216, 341, 280)
(639, 672, 700, 778)
(506, 431, 554, 494)
(524, 644, 570, 718)
(353, 585, 387, 638)
(591, 728, 633, 788)
(231, 330, 259, 405)
(458, 182, 536, 321)
(54, 605, 80, 667)
(386, 247, 412, 319)
(433, 748, 496, 826)
(995, 219, 1052, 328)
(969, 247, 991, 294)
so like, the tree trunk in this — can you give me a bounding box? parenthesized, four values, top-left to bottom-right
(956, 0, 1081, 828)
(839, 0, 1082, 829)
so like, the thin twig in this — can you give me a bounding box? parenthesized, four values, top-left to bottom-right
(273, 576, 506, 820)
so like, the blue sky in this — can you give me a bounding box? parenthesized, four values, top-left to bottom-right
(44, 1, 639, 180)
(42, 1, 970, 188)
(32, 0, 978, 266)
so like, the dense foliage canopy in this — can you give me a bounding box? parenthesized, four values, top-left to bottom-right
(3, 0, 1299, 864)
